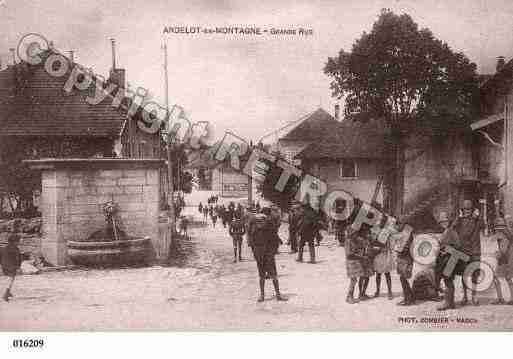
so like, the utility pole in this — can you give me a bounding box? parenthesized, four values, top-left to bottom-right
(163, 42, 175, 228)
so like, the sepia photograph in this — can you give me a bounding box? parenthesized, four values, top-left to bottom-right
(2, 1, 513, 347)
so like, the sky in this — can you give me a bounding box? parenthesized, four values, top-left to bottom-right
(2, 0, 513, 142)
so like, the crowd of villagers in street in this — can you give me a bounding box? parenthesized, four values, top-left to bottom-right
(196, 195, 513, 309)
(3, 193, 513, 307)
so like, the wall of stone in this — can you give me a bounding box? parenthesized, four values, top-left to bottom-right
(403, 132, 474, 218)
(29, 159, 163, 265)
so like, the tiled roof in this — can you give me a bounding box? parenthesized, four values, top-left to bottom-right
(279, 108, 341, 141)
(295, 119, 388, 160)
(0, 52, 125, 137)
(479, 58, 513, 91)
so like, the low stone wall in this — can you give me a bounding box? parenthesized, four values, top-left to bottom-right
(0, 218, 42, 257)
(25, 158, 165, 265)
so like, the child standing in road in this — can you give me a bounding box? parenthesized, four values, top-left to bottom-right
(345, 224, 372, 304)
(229, 215, 246, 262)
(491, 217, 513, 305)
(2, 219, 22, 302)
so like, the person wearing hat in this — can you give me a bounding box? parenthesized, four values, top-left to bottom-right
(490, 217, 513, 305)
(288, 202, 301, 253)
(229, 214, 246, 262)
(435, 211, 460, 310)
(452, 199, 483, 306)
(393, 215, 415, 306)
(2, 219, 22, 302)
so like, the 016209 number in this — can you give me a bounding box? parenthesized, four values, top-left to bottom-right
(12, 339, 44, 348)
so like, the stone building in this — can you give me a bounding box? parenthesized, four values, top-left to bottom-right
(295, 118, 387, 204)
(288, 106, 477, 228)
(470, 56, 513, 223)
(0, 49, 126, 215)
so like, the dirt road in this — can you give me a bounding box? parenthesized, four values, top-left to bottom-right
(1, 209, 513, 330)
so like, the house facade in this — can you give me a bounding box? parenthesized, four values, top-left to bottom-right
(0, 50, 126, 215)
(295, 118, 387, 205)
(471, 56, 513, 223)
(291, 106, 477, 228)
(211, 162, 249, 198)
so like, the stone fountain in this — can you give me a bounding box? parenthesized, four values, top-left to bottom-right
(25, 158, 166, 266)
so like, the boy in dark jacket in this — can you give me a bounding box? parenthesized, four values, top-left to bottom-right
(248, 207, 287, 302)
(229, 216, 246, 262)
(2, 220, 22, 302)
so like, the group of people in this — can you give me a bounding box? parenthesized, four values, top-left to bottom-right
(287, 201, 325, 262)
(436, 199, 513, 310)
(5, 195, 512, 309)
(344, 217, 410, 305)
(221, 200, 330, 302)
(342, 198, 513, 311)
(227, 196, 513, 308)
(198, 201, 245, 228)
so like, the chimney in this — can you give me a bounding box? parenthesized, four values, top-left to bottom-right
(108, 39, 125, 89)
(497, 56, 506, 73)
(109, 68, 126, 89)
(9, 48, 15, 65)
(334, 103, 340, 121)
(110, 38, 117, 70)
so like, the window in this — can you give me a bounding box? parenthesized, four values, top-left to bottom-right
(339, 159, 358, 178)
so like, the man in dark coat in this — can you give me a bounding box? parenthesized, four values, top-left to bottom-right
(394, 215, 415, 306)
(248, 207, 287, 302)
(288, 203, 301, 253)
(2, 220, 22, 302)
(453, 199, 483, 306)
(297, 203, 321, 263)
(436, 211, 461, 311)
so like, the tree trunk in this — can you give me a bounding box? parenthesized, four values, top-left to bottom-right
(394, 135, 406, 216)
(384, 128, 405, 217)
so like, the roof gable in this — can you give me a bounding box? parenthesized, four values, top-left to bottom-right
(296, 119, 388, 160)
(0, 52, 125, 137)
(279, 108, 340, 141)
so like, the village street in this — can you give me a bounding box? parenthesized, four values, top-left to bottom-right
(2, 205, 513, 331)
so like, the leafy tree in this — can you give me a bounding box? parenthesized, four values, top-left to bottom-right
(324, 9, 478, 215)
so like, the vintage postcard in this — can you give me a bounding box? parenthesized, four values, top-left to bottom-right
(1, 0, 513, 334)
